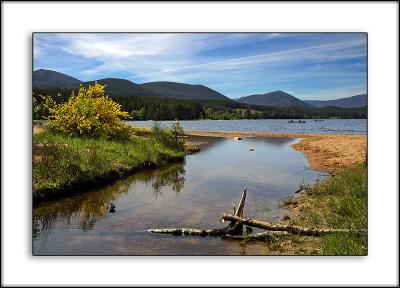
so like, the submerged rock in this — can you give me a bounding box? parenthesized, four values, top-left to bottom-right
(107, 203, 116, 213)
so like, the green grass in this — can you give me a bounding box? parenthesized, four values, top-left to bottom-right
(33, 129, 185, 200)
(320, 233, 367, 256)
(290, 161, 367, 255)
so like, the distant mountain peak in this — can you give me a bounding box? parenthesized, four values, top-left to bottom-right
(33, 69, 82, 88)
(139, 81, 229, 100)
(80, 78, 164, 98)
(238, 90, 312, 108)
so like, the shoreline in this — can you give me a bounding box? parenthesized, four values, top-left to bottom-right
(185, 130, 367, 173)
(33, 126, 367, 205)
(33, 158, 184, 205)
(33, 128, 186, 205)
(185, 129, 364, 139)
(183, 129, 367, 255)
(183, 130, 367, 255)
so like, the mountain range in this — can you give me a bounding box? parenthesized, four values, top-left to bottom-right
(304, 94, 367, 108)
(33, 69, 367, 108)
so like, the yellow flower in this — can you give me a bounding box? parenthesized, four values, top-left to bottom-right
(43, 83, 131, 138)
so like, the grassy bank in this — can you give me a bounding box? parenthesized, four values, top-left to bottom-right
(33, 129, 185, 203)
(279, 161, 367, 255)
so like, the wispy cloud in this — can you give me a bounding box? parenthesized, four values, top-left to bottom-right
(162, 38, 366, 72)
(33, 33, 367, 100)
(59, 34, 183, 58)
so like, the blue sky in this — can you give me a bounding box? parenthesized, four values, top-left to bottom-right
(33, 33, 367, 100)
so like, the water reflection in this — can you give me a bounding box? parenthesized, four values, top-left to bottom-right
(244, 136, 296, 146)
(184, 135, 226, 152)
(148, 162, 186, 198)
(33, 162, 185, 240)
(33, 136, 323, 255)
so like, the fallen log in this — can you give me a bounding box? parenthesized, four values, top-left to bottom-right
(147, 228, 227, 237)
(222, 231, 289, 240)
(148, 188, 251, 238)
(147, 228, 288, 241)
(221, 213, 367, 236)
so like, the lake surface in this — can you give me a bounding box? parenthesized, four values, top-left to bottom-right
(33, 136, 324, 255)
(127, 119, 367, 135)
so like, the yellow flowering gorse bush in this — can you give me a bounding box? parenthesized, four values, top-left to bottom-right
(44, 83, 131, 139)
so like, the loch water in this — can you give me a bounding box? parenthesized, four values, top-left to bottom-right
(127, 119, 367, 135)
(33, 136, 324, 255)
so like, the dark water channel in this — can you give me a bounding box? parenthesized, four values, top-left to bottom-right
(33, 136, 323, 255)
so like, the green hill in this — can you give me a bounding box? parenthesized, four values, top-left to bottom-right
(140, 81, 230, 100)
(238, 91, 312, 108)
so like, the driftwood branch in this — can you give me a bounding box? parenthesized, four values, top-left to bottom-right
(221, 213, 367, 236)
(224, 187, 248, 234)
(221, 231, 289, 240)
(148, 188, 252, 238)
(148, 228, 227, 237)
(147, 228, 288, 241)
(147, 188, 366, 241)
(235, 187, 247, 217)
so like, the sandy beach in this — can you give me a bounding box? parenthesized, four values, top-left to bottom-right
(185, 130, 367, 173)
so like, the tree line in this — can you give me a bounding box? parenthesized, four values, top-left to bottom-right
(33, 87, 367, 120)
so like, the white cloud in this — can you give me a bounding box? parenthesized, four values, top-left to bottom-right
(59, 34, 185, 59)
(34, 33, 367, 99)
(38, 34, 366, 77)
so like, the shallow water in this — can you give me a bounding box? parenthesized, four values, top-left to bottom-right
(33, 136, 323, 255)
(127, 119, 367, 135)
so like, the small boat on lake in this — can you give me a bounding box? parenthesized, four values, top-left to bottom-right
(288, 120, 306, 123)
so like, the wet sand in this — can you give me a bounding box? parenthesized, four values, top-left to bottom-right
(185, 130, 367, 173)
(291, 135, 366, 172)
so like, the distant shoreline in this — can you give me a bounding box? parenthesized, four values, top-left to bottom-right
(126, 119, 367, 136)
(184, 129, 366, 138)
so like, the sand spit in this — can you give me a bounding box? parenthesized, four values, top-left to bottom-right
(185, 130, 367, 172)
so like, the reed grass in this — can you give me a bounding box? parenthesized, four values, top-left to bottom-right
(33, 129, 185, 201)
(290, 161, 367, 255)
